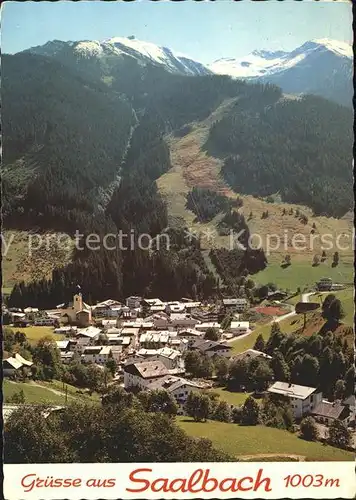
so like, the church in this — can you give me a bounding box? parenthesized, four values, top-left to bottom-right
(60, 287, 92, 327)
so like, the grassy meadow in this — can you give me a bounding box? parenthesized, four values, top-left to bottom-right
(177, 418, 354, 461)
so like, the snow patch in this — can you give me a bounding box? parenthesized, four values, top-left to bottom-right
(74, 41, 104, 58)
(209, 39, 352, 79)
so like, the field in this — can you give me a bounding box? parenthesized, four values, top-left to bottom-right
(3, 380, 100, 405)
(209, 388, 251, 406)
(9, 326, 64, 345)
(230, 314, 305, 354)
(4, 380, 67, 404)
(177, 418, 354, 461)
(253, 257, 354, 292)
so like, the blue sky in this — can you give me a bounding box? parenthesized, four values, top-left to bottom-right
(1, 0, 352, 63)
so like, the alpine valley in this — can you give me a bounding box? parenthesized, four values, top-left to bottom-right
(2, 36, 353, 306)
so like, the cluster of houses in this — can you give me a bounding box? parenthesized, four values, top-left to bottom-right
(4, 290, 354, 427)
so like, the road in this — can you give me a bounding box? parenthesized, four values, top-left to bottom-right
(226, 292, 315, 344)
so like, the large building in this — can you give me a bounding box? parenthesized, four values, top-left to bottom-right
(267, 381, 322, 418)
(60, 289, 92, 327)
(124, 360, 169, 391)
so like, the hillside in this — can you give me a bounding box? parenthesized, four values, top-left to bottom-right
(205, 94, 353, 218)
(2, 52, 135, 233)
(157, 97, 353, 289)
(3, 42, 353, 303)
(2, 230, 74, 292)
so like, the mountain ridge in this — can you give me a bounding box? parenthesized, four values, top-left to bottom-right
(209, 38, 352, 107)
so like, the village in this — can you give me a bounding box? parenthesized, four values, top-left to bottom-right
(3, 273, 354, 456)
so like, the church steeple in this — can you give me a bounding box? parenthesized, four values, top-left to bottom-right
(73, 284, 83, 312)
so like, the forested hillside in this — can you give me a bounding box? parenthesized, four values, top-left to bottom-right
(205, 95, 353, 217)
(2, 53, 135, 232)
(3, 43, 353, 306)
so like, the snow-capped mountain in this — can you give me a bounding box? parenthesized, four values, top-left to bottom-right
(25, 37, 352, 106)
(209, 39, 352, 78)
(28, 36, 211, 77)
(209, 39, 353, 106)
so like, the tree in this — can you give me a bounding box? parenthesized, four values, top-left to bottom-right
(214, 356, 229, 385)
(265, 323, 284, 355)
(184, 351, 202, 378)
(185, 392, 212, 422)
(253, 334, 266, 352)
(321, 250, 327, 261)
(251, 360, 273, 392)
(4, 402, 232, 463)
(199, 355, 214, 378)
(7, 389, 26, 404)
(300, 417, 318, 441)
(221, 314, 232, 330)
(345, 366, 355, 397)
(333, 379, 346, 400)
(86, 364, 104, 394)
(284, 254, 291, 266)
(298, 354, 319, 387)
(101, 386, 135, 409)
(322, 295, 344, 323)
(332, 251, 339, 267)
(4, 327, 15, 352)
(261, 397, 294, 430)
(231, 406, 243, 423)
(213, 400, 231, 422)
(32, 336, 62, 380)
(312, 255, 320, 267)
(228, 359, 248, 391)
(204, 327, 220, 341)
(105, 357, 117, 377)
(14, 331, 27, 345)
(147, 389, 179, 417)
(241, 396, 260, 425)
(328, 420, 352, 449)
(271, 351, 291, 382)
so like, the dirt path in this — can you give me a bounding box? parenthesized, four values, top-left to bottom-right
(238, 453, 306, 462)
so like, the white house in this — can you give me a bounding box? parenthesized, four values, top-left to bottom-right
(81, 346, 112, 365)
(92, 299, 122, 317)
(170, 313, 199, 329)
(267, 382, 322, 419)
(34, 317, 57, 326)
(311, 400, 352, 426)
(155, 347, 185, 371)
(150, 376, 206, 415)
(223, 298, 249, 312)
(75, 326, 101, 350)
(190, 339, 232, 358)
(230, 321, 250, 336)
(195, 322, 221, 332)
(166, 302, 186, 314)
(54, 326, 77, 335)
(139, 332, 170, 349)
(169, 337, 189, 353)
(126, 296, 142, 309)
(3, 354, 33, 377)
(124, 360, 169, 390)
